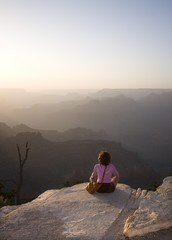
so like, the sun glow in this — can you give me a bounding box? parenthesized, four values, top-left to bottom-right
(0, 0, 172, 90)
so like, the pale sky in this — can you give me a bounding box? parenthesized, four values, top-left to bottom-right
(0, 0, 172, 90)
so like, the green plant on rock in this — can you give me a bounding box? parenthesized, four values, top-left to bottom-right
(62, 179, 84, 188)
(63, 181, 71, 187)
(147, 180, 160, 191)
(0, 183, 16, 207)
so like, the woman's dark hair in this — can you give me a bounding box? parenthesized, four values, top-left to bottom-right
(98, 151, 111, 166)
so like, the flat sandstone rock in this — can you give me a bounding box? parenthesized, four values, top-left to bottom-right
(0, 183, 132, 240)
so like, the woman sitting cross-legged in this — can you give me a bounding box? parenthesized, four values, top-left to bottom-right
(90, 151, 119, 193)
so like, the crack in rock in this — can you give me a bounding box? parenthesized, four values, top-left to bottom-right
(101, 187, 145, 240)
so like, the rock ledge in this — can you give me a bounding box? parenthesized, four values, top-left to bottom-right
(0, 177, 172, 240)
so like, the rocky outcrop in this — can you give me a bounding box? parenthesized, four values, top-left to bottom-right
(123, 176, 172, 238)
(0, 177, 172, 240)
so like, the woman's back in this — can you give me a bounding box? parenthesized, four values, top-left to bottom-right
(91, 163, 119, 183)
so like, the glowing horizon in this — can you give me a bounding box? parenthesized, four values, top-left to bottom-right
(0, 0, 172, 90)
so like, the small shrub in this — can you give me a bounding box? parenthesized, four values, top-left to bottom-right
(147, 180, 160, 191)
(62, 179, 84, 188)
(0, 182, 16, 207)
(63, 181, 71, 187)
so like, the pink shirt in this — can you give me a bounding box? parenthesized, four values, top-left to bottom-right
(91, 163, 119, 183)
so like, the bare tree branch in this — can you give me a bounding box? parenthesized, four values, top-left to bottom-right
(16, 144, 22, 167)
(16, 142, 30, 204)
(21, 147, 30, 167)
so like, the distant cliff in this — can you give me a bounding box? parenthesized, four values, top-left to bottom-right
(0, 126, 159, 200)
(0, 177, 172, 240)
